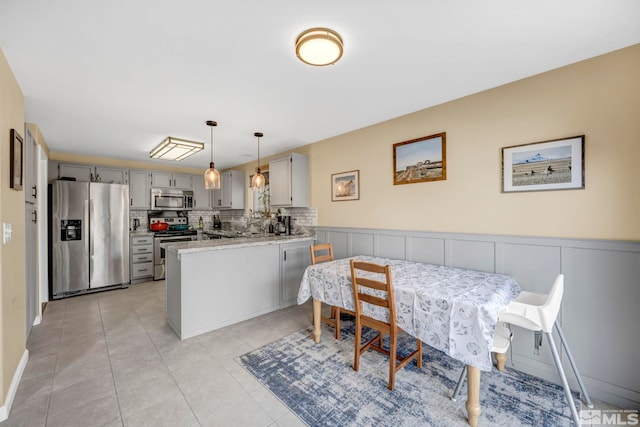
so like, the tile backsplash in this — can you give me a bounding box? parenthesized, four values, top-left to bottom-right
(130, 207, 318, 232)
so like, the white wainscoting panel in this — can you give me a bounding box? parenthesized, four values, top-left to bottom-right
(316, 226, 640, 409)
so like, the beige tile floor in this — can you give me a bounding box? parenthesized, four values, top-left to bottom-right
(1, 280, 628, 427)
(1, 280, 310, 427)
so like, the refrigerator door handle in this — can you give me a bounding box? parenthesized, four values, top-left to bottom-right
(83, 199, 90, 257)
(89, 199, 95, 256)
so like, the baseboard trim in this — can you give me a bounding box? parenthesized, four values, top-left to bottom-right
(0, 350, 29, 422)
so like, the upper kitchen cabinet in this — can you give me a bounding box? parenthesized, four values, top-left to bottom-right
(269, 153, 309, 207)
(57, 163, 128, 184)
(193, 174, 214, 210)
(151, 172, 193, 189)
(213, 170, 245, 209)
(58, 163, 93, 182)
(129, 169, 151, 210)
(96, 167, 129, 184)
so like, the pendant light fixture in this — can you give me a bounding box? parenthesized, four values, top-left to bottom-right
(251, 132, 265, 191)
(203, 120, 221, 190)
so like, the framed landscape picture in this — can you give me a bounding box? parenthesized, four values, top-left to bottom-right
(502, 135, 585, 193)
(393, 132, 446, 185)
(331, 170, 359, 201)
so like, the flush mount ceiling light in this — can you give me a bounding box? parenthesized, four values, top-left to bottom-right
(149, 137, 204, 161)
(251, 132, 265, 191)
(295, 27, 343, 66)
(203, 120, 221, 190)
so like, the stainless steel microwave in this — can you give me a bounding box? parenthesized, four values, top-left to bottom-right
(150, 188, 193, 210)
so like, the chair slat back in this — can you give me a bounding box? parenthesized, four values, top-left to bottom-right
(310, 243, 334, 265)
(350, 260, 396, 326)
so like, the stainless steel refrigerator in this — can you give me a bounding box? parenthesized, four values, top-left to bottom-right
(50, 180, 130, 299)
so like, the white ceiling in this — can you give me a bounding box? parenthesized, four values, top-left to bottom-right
(1, 1, 639, 170)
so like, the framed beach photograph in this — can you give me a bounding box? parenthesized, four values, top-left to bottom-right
(10, 129, 23, 191)
(393, 132, 446, 185)
(331, 170, 359, 201)
(502, 135, 585, 193)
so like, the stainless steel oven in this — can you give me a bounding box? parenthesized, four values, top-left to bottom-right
(153, 233, 197, 280)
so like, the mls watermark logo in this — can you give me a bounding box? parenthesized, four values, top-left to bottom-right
(580, 409, 639, 425)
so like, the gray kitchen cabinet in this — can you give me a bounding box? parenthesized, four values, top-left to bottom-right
(129, 169, 151, 209)
(280, 241, 312, 307)
(96, 167, 128, 184)
(213, 170, 245, 209)
(24, 127, 38, 204)
(269, 153, 309, 207)
(151, 172, 193, 189)
(130, 235, 154, 283)
(57, 163, 128, 184)
(58, 163, 94, 182)
(193, 173, 213, 209)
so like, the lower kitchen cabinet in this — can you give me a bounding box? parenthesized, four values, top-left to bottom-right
(130, 235, 154, 283)
(165, 236, 314, 340)
(280, 241, 312, 307)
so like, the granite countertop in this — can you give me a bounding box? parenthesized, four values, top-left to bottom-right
(163, 234, 315, 256)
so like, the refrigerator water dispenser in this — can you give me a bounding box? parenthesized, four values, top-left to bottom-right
(61, 219, 82, 241)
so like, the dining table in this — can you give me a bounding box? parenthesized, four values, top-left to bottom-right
(297, 255, 522, 427)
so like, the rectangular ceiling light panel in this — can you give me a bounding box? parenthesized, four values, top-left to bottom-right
(150, 137, 204, 161)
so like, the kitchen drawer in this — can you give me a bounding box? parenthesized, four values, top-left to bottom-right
(131, 262, 153, 279)
(132, 253, 153, 264)
(132, 236, 153, 245)
(131, 245, 153, 255)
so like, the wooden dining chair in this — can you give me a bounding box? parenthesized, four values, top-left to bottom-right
(310, 243, 345, 339)
(349, 259, 422, 390)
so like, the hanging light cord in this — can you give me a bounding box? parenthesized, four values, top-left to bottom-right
(256, 134, 261, 171)
(206, 120, 217, 167)
(210, 125, 214, 165)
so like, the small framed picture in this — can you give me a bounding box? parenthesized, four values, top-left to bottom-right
(502, 135, 585, 193)
(10, 129, 23, 191)
(331, 170, 359, 201)
(393, 132, 446, 185)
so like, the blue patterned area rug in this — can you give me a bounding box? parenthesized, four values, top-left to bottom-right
(238, 321, 578, 427)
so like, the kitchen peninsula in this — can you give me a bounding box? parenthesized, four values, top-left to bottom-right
(163, 234, 315, 339)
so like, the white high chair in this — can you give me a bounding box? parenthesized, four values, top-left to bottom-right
(454, 274, 593, 427)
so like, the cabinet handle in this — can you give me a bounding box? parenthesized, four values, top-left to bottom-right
(284, 250, 287, 261)
(32, 185, 37, 198)
(130, 198, 133, 206)
(32, 210, 37, 224)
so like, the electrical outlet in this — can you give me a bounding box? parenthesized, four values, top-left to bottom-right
(3, 223, 12, 244)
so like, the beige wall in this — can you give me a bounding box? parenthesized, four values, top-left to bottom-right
(301, 44, 639, 241)
(0, 49, 26, 405)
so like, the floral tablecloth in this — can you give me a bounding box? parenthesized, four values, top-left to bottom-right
(297, 255, 521, 371)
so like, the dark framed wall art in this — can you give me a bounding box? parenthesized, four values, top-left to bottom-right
(10, 129, 23, 191)
(393, 132, 446, 185)
(502, 135, 585, 193)
(331, 170, 359, 201)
